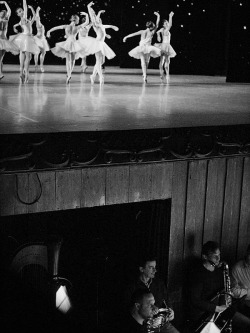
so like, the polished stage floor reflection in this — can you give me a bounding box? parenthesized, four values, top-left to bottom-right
(0, 65, 250, 134)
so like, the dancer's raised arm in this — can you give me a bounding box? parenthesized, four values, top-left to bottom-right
(97, 9, 105, 21)
(35, 6, 42, 26)
(46, 25, 66, 38)
(123, 30, 143, 43)
(0, 1, 11, 18)
(153, 11, 160, 32)
(167, 11, 174, 30)
(22, 0, 28, 19)
(28, 5, 36, 24)
(79, 12, 89, 28)
(87, 2, 97, 25)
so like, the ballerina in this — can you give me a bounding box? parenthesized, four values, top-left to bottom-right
(10, 0, 40, 83)
(47, 12, 89, 84)
(85, 2, 119, 84)
(123, 12, 161, 83)
(77, 15, 92, 73)
(155, 11, 176, 83)
(33, 6, 50, 73)
(0, 1, 19, 80)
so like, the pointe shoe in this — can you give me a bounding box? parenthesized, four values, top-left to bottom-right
(99, 76, 104, 85)
(40, 67, 45, 73)
(90, 74, 95, 84)
(143, 75, 147, 83)
(20, 74, 25, 84)
(34, 65, 38, 72)
(66, 76, 71, 84)
(0, 75, 4, 81)
(24, 75, 29, 84)
(82, 66, 88, 73)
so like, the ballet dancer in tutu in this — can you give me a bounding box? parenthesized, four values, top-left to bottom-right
(155, 11, 176, 83)
(47, 12, 89, 84)
(0, 1, 19, 80)
(123, 12, 161, 83)
(85, 2, 119, 84)
(33, 7, 50, 73)
(11, 0, 40, 83)
(77, 15, 92, 73)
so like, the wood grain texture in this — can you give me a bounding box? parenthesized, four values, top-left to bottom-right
(151, 162, 173, 200)
(221, 158, 244, 264)
(184, 160, 208, 259)
(56, 170, 82, 210)
(129, 164, 152, 202)
(81, 168, 106, 207)
(237, 157, 250, 260)
(106, 166, 129, 205)
(203, 159, 226, 243)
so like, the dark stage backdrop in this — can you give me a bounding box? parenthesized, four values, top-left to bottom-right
(3, 0, 250, 77)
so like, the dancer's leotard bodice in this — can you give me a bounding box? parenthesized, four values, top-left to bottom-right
(162, 31, 171, 44)
(79, 25, 89, 38)
(36, 24, 45, 38)
(21, 20, 33, 35)
(140, 29, 154, 46)
(65, 24, 79, 39)
(93, 25, 106, 42)
(0, 19, 8, 39)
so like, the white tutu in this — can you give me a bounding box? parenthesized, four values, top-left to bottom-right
(51, 35, 83, 59)
(9, 33, 40, 55)
(78, 36, 116, 60)
(34, 36, 50, 52)
(0, 37, 19, 55)
(128, 40, 161, 59)
(154, 42, 176, 58)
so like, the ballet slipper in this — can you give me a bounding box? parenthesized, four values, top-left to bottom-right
(90, 74, 95, 84)
(66, 76, 71, 84)
(99, 76, 104, 85)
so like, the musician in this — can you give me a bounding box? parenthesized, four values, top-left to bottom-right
(124, 255, 179, 333)
(121, 289, 156, 333)
(187, 240, 250, 332)
(231, 243, 250, 317)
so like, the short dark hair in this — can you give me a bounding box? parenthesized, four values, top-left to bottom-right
(202, 241, 220, 256)
(131, 288, 152, 305)
(138, 254, 157, 268)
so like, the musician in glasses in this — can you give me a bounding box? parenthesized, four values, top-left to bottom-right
(186, 241, 250, 332)
(124, 255, 179, 333)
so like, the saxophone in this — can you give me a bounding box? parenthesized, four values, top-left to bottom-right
(146, 301, 171, 333)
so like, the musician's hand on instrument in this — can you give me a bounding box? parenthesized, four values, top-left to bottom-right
(215, 305, 228, 313)
(151, 317, 163, 328)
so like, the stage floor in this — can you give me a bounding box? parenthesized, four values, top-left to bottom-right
(0, 65, 249, 134)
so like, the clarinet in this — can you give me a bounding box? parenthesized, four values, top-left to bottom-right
(222, 262, 233, 333)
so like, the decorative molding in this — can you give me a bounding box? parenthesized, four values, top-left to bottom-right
(0, 125, 249, 173)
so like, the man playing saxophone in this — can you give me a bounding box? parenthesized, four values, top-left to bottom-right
(186, 241, 250, 332)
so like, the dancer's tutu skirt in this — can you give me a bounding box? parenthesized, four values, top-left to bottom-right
(154, 42, 176, 58)
(51, 36, 83, 59)
(78, 36, 116, 60)
(9, 33, 40, 54)
(0, 37, 19, 55)
(34, 36, 50, 52)
(128, 44, 161, 59)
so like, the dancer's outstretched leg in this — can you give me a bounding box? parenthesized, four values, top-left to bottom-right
(164, 56, 170, 83)
(0, 50, 5, 80)
(65, 53, 72, 83)
(34, 53, 39, 72)
(40, 51, 46, 72)
(19, 52, 25, 83)
(24, 52, 31, 83)
(140, 55, 147, 83)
